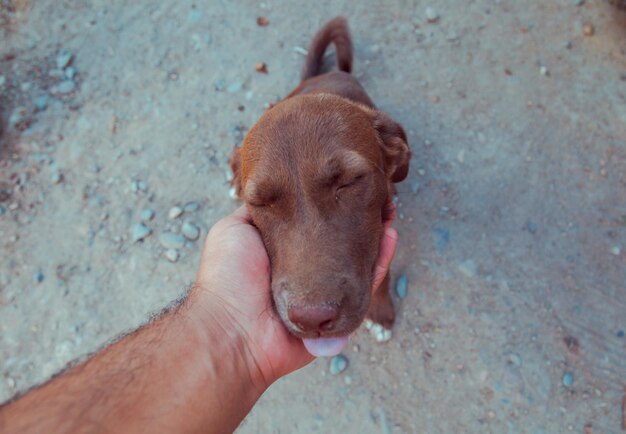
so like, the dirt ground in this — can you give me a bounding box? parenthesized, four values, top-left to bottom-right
(1, 0, 625, 432)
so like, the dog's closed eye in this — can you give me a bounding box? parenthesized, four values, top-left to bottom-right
(337, 174, 365, 191)
(245, 181, 281, 207)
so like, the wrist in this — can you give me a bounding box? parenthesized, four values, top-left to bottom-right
(186, 285, 270, 400)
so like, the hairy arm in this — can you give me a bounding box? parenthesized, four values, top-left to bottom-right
(0, 205, 397, 433)
(0, 291, 264, 434)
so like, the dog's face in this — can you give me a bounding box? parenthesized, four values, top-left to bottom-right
(231, 94, 410, 338)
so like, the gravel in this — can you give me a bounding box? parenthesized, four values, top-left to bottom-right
(164, 249, 179, 262)
(562, 372, 574, 387)
(158, 231, 186, 249)
(213, 79, 225, 91)
(56, 50, 73, 69)
(582, 23, 594, 37)
(35, 95, 49, 111)
(140, 208, 155, 222)
(458, 260, 477, 277)
(51, 170, 63, 184)
(329, 355, 348, 375)
(425, 7, 440, 23)
(508, 353, 522, 367)
(395, 274, 408, 299)
(433, 227, 450, 253)
(34, 270, 44, 283)
(168, 206, 183, 219)
(65, 67, 76, 79)
(130, 223, 152, 242)
(51, 80, 76, 95)
(181, 222, 200, 241)
(183, 201, 200, 212)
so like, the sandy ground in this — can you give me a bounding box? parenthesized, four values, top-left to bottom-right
(1, 0, 626, 432)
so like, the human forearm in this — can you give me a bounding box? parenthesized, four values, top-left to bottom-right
(0, 292, 265, 434)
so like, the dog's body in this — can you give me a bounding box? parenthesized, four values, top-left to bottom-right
(231, 17, 411, 344)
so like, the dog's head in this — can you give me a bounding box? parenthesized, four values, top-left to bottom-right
(231, 94, 410, 338)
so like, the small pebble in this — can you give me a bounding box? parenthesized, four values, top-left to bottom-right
(140, 208, 155, 222)
(131, 223, 152, 242)
(56, 50, 73, 69)
(34, 269, 44, 283)
(425, 6, 440, 23)
(181, 222, 200, 241)
(508, 353, 522, 367)
(35, 95, 49, 111)
(562, 371, 574, 387)
(158, 231, 186, 249)
(0, 75, 5, 87)
(539, 66, 549, 76)
(0, 205, 6, 216)
(168, 206, 183, 219)
(213, 79, 225, 91)
(329, 355, 348, 375)
(256, 16, 270, 26)
(51, 80, 76, 95)
(574, 0, 585, 5)
(616, 330, 624, 338)
(51, 171, 63, 184)
(433, 227, 450, 253)
(527, 222, 538, 233)
(610, 246, 621, 256)
(458, 260, 477, 277)
(164, 249, 180, 262)
(48, 69, 65, 79)
(395, 274, 408, 299)
(183, 201, 200, 212)
(582, 23, 594, 37)
(65, 66, 76, 80)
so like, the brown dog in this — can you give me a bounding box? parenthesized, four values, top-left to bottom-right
(230, 17, 411, 355)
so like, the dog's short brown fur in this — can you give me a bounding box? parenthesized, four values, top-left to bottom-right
(231, 17, 411, 339)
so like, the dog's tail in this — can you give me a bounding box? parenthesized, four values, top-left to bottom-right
(301, 17, 353, 81)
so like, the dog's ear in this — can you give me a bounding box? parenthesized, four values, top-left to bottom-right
(229, 147, 242, 198)
(371, 111, 411, 182)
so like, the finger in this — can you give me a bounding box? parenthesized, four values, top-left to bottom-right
(371, 226, 398, 292)
(230, 205, 253, 224)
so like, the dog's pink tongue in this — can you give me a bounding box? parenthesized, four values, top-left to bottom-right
(302, 337, 349, 357)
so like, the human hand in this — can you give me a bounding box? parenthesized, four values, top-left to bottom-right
(193, 205, 397, 390)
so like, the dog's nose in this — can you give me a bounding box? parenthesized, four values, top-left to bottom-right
(287, 303, 340, 333)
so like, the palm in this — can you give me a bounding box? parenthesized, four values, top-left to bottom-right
(196, 208, 313, 383)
